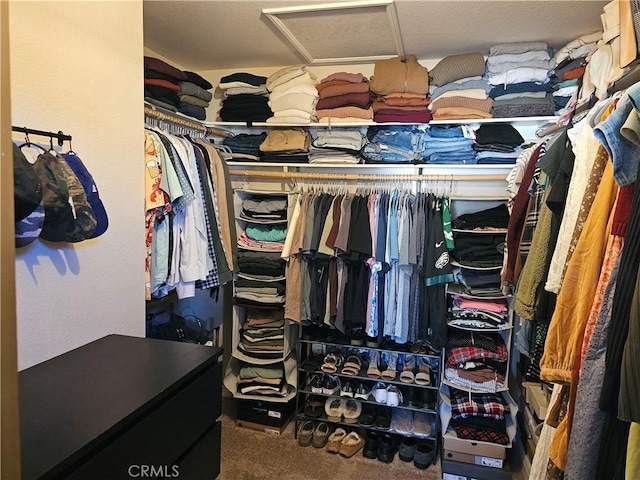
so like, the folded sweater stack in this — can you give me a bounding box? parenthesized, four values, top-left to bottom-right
(428, 52, 492, 120)
(144, 56, 188, 112)
(487, 42, 555, 117)
(315, 72, 373, 124)
(370, 55, 432, 123)
(144, 57, 214, 121)
(266, 66, 319, 124)
(218, 72, 271, 122)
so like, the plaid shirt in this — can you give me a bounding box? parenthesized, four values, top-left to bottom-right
(452, 424, 510, 445)
(450, 388, 508, 420)
(446, 344, 509, 367)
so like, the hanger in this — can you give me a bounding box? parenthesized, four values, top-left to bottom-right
(18, 132, 48, 156)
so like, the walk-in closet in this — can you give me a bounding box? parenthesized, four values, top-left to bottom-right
(4, 1, 640, 479)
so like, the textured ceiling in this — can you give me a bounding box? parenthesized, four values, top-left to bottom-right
(143, 0, 609, 71)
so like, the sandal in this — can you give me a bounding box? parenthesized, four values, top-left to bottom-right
(321, 352, 344, 373)
(341, 352, 363, 375)
(399, 354, 415, 383)
(304, 395, 325, 418)
(415, 357, 432, 386)
(367, 350, 382, 378)
(381, 351, 399, 381)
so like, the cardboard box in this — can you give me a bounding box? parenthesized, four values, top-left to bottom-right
(235, 419, 288, 436)
(527, 383, 549, 420)
(442, 458, 512, 480)
(442, 435, 507, 459)
(443, 449, 505, 469)
(235, 398, 295, 428)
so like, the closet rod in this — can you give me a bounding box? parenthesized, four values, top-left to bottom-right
(228, 169, 508, 182)
(144, 106, 233, 138)
(11, 126, 71, 146)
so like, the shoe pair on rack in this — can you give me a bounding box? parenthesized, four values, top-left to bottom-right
(297, 421, 332, 448)
(372, 382, 403, 407)
(306, 373, 341, 395)
(326, 428, 366, 457)
(325, 397, 362, 423)
(362, 431, 398, 463)
(390, 409, 436, 438)
(399, 354, 433, 386)
(397, 437, 436, 468)
(339, 379, 369, 399)
(367, 351, 400, 380)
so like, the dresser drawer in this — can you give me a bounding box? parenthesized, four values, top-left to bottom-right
(175, 421, 221, 479)
(65, 361, 222, 480)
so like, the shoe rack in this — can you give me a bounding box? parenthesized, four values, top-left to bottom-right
(294, 330, 443, 467)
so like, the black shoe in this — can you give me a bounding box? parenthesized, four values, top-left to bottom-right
(374, 406, 392, 430)
(413, 441, 436, 469)
(362, 431, 380, 459)
(359, 404, 376, 427)
(398, 437, 417, 462)
(419, 389, 436, 411)
(403, 386, 418, 407)
(377, 433, 397, 463)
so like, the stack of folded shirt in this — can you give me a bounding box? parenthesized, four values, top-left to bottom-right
(237, 250, 286, 279)
(448, 295, 509, 329)
(448, 388, 510, 445)
(452, 203, 510, 231)
(221, 132, 268, 162)
(234, 277, 286, 309)
(236, 360, 288, 396)
(218, 72, 271, 122)
(487, 42, 555, 117)
(421, 124, 476, 164)
(308, 130, 366, 164)
(177, 71, 213, 121)
(369, 54, 431, 123)
(451, 232, 505, 268)
(258, 129, 311, 163)
(144, 56, 187, 112)
(473, 123, 524, 164)
(266, 66, 318, 124)
(428, 52, 492, 120)
(445, 331, 508, 393)
(238, 223, 288, 251)
(452, 267, 503, 297)
(315, 72, 373, 123)
(240, 194, 287, 222)
(363, 125, 425, 163)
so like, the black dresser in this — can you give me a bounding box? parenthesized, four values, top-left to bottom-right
(19, 334, 223, 479)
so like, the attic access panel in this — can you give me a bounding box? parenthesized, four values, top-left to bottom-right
(263, 0, 405, 65)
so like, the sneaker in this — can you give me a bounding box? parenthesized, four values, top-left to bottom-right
(307, 374, 324, 394)
(354, 382, 370, 400)
(340, 380, 355, 398)
(372, 381, 388, 403)
(398, 437, 417, 462)
(323, 375, 341, 395)
(386, 385, 403, 407)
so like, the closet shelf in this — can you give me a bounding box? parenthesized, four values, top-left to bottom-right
(446, 322, 513, 333)
(297, 389, 439, 415)
(299, 339, 441, 360)
(206, 116, 559, 129)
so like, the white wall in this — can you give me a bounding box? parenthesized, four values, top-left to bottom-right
(9, 1, 145, 370)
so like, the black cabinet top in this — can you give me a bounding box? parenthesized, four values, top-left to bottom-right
(19, 334, 222, 480)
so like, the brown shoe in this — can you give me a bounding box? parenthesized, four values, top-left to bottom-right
(312, 422, 331, 448)
(339, 431, 365, 458)
(326, 427, 347, 453)
(297, 420, 314, 447)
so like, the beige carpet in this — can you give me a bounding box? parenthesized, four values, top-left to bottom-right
(219, 398, 442, 480)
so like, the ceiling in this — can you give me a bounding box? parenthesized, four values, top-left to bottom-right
(143, 0, 608, 71)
